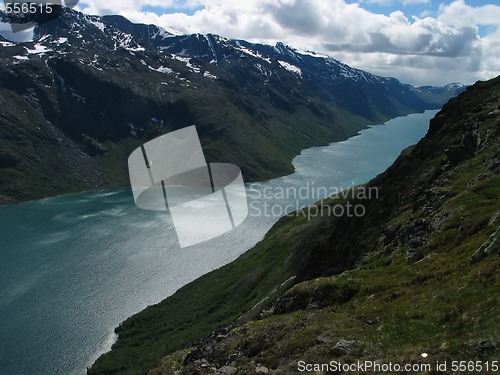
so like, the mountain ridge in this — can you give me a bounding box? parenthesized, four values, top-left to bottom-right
(0, 7, 465, 205)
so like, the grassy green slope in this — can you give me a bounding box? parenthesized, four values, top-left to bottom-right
(89, 76, 499, 374)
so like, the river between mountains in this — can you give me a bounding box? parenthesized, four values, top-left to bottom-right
(0, 110, 438, 375)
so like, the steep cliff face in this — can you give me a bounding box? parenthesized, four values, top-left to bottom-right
(88, 77, 499, 375)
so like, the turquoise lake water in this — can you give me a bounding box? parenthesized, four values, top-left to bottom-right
(0, 110, 438, 374)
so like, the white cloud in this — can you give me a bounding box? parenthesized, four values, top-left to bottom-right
(75, 0, 500, 86)
(438, 0, 500, 28)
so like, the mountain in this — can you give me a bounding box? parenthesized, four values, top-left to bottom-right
(416, 83, 469, 105)
(88, 76, 499, 375)
(0, 7, 465, 205)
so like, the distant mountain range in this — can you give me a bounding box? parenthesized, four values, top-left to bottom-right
(0, 6, 466, 204)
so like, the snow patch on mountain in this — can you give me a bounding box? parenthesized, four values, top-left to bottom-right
(151, 26, 177, 40)
(87, 17, 105, 32)
(233, 42, 271, 64)
(205, 35, 217, 64)
(26, 44, 51, 55)
(151, 65, 174, 74)
(127, 46, 145, 52)
(278, 60, 302, 77)
(203, 71, 218, 80)
(170, 54, 201, 73)
(55, 37, 68, 44)
(255, 63, 272, 77)
(108, 30, 142, 51)
(292, 47, 330, 59)
(89, 55, 102, 71)
(38, 34, 50, 42)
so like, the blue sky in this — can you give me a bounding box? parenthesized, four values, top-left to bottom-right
(141, 4, 203, 16)
(71, 1, 500, 85)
